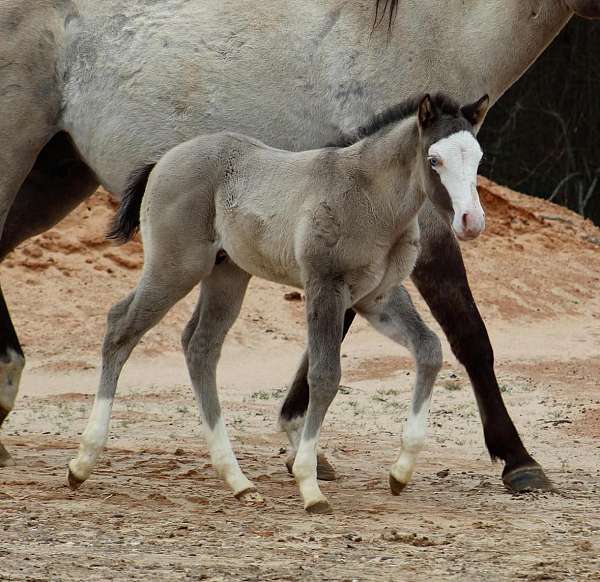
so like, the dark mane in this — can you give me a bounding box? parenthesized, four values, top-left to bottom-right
(374, 0, 400, 30)
(330, 93, 461, 148)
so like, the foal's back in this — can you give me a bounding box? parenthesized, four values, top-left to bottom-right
(145, 132, 356, 287)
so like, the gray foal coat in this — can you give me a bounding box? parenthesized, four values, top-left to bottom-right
(69, 94, 486, 512)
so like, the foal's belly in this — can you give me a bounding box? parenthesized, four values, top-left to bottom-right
(218, 216, 303, 289)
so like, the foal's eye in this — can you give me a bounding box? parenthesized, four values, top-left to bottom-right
(429, 156, 441, 169)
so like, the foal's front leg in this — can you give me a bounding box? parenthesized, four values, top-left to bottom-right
(356, 286, 442, 494)
(292, 276, 348, 513)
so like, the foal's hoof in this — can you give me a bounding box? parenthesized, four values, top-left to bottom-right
(0, 443, 15, 467)
(235, 487, 265, 506)
(67, 467, 86, 491)
(285, 453, 337, 481)
(389, 474, 408, 496)
(502, 464, 554, 493)
(305, 499, 332, 515)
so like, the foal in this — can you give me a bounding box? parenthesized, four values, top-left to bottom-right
(68, 93, 488, 513)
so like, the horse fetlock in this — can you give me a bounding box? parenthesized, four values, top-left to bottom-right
(68, 432, 107, 485)
(294, 453, 328, 511)
(390, 452, 417, 491)
(220, 465, 255, 498)
(300, 480, 329, 513)
(68, 449, 99, 481)
(0, 349, 25, 412)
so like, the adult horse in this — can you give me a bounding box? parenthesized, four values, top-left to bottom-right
(1, 0, 598, 491)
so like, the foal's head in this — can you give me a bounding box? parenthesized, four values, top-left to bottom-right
(416, 93, 489, 241)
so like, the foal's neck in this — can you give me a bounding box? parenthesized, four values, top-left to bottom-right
(349, 118, 425, 219)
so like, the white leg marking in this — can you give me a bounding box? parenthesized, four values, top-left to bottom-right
(0, 349, 25, 412)
(203, 416, 254, 497)
(293, 433, 327, 509)
(390, 397, 432, 486)
(68, 398, 113, 482)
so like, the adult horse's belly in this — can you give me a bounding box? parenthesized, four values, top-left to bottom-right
(59, 2, 346, 195)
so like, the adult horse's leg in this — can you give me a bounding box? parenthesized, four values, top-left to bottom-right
(355, 286, 442, 494)
(280, 309, 355, 481)
(0, 134, 63, 466)
(412, 202, 553, 491)
(0, 5, 71, 464)
(0, 133, 99, 466)
(182, 260, 261, 503)
(0, 293, 24, 466)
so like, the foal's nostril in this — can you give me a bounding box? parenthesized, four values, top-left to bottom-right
(462, 212, 470, 229)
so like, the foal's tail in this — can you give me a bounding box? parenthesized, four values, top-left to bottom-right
(107, 163, 156, 244)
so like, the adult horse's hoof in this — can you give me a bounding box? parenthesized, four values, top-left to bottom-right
(389, 474, 408, 496)
(305, 499, 332, 514)
(67, 467, 85, 490)
(285, 453, 337, 481)
(502, 464, 554, 493)
(235, 487, 265, 506)
(0, 442, 15, 467)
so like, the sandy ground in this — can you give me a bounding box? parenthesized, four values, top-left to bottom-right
(0, 178, 599, 581)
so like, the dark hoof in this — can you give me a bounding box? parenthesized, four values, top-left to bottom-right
(316, 454, 337, 481)
(305, 499, 332, 514)
(67, 468, 85, 490)
(389, 474, 407, 496)
(0, 442, 15, 467)
(502, 464, 554, 493)
(285, 453, 337, 481)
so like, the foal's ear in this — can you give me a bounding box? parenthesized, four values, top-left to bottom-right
(417, 94, 436, 129)
(461, 94, 490, 128)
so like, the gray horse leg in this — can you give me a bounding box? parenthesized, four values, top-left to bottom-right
(292, 277, 349, 513)
(0, 6, 63, 465)
(0, 134, 63, 466)
(68, 265, 204, 488)
(0, 144, 97, 466)
(281, 311, 355, 480)
(182, 260, 262, 502)
(356, 286, 442, 494)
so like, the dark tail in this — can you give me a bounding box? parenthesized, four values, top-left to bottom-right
(107, 163, 156, 243)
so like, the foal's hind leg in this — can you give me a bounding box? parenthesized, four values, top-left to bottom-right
(356, 286, 442, 494)
(68, 266, 204, 488)
(182, 261, 261, 502)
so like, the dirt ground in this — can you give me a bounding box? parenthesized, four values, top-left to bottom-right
(1, 178, 599, 581)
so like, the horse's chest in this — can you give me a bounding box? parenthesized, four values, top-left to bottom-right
(348, 229, 421, 305)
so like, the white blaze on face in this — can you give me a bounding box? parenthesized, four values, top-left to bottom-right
(428, 131, 485, 240)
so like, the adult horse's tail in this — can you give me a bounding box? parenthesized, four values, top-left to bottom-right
(107, 163, 156, 243)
